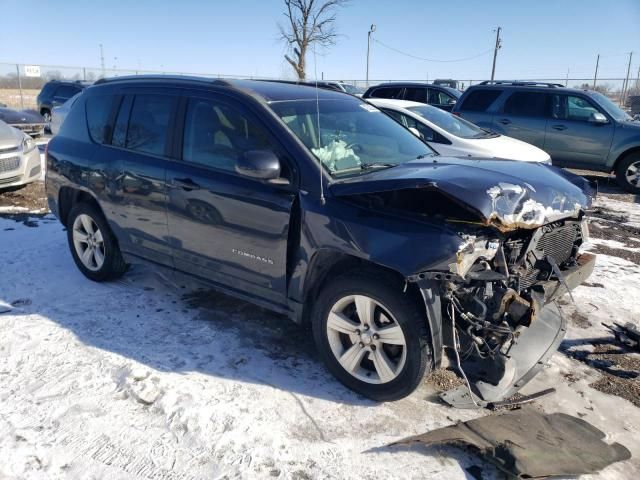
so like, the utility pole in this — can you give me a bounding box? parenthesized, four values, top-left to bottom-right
(16, 65, 24, 110)
(565, 68, 569, 87)
(621, 51, 633, 107)
(593, 54, 600, 89)
(100, 44, 105, 77)
(366, 24, 376, 87)
(490, 27, 502, 81)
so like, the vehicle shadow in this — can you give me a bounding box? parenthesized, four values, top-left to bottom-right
(0, 220, 372, 406)
(578, 172, 640, 203)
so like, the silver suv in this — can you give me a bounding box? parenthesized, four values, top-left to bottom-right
(453, 81, 640, 193)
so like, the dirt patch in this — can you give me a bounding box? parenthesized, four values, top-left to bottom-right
(570, 310, 593, 329)
(563, 341, 640, 408)
(590, 375, 640, 409)
(590, 243, 640, 265)
(0, 181, 48, 212)
(425, 368, 464, 392)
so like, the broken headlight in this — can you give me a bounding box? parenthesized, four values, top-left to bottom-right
(450, 236, 501, 279)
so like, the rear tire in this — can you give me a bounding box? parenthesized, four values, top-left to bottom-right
(311, 272, 432, 401)
(615, 153, 640, 194)
(66, 202, 127, 281)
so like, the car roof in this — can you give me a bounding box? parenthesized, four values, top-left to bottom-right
(366, 98, 428, 110)
(465, 81, 593, 96)
(45, 79, 92, 87)
(367, 82, 459, 93)
(90, 75, 359, 104)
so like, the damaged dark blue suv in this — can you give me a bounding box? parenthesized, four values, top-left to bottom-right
(46, 76, 595, 405)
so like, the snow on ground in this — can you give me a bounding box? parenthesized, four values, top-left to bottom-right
(0, 196, 639, 479)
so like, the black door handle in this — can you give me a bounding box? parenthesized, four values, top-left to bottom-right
(171, 178, 200, 191)
(498, 118, 511, 125)
(551, 124, 567, 131)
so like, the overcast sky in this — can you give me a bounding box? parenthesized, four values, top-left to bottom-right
(1, 0, 639, 82)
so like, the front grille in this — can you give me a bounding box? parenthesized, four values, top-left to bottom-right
(536, 223, 580, 265)
(514, 222, 581, 290)
(0, 175, 21, 185)
(0, 156, 20, 173)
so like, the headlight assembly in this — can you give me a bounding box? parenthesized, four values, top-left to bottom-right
(22, 135, 36, 154)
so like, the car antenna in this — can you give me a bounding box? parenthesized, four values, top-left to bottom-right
(313, 45, 326, 205)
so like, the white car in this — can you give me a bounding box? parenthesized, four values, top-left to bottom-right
(50, 92, 82, 136)
(0, 120, 41, 191)
(367, 99, 551, 163)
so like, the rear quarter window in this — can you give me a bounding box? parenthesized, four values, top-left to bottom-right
(458, 89, 502, 112)
(86, 95, 116, 144)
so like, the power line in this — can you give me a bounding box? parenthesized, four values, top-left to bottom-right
(371, 37, 492, 63)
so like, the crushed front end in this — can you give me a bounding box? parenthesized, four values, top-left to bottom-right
(410, 216, 595, 408)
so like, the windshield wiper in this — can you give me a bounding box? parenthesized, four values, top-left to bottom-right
(359, 162, 398, 171)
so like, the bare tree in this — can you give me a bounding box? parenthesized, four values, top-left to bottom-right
(278, 0, 349, 80)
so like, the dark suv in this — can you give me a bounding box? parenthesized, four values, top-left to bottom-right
(37, 80, 91, 125)
(453, 81, 640, 193)
(363, 82, 461, 111)
(46, 76, 595, 405)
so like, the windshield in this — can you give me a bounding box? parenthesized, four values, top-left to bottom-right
(589, 91, 632, 122)
(407, 105, 492, 139)
(340, 84, 364, 95)
(270, 99, 436, 176)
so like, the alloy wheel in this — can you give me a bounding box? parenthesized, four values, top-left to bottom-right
(326, 294, 407, 384)
(625, 161, 640, 187)
(72, 214, 105, 271)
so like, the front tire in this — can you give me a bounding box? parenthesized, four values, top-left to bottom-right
(67, 202, 127, 281)
(615, 153, 640, 194)
(312, 272, 432, 401)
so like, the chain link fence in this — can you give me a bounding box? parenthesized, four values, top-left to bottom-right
(1, 62, 638, 111)
(0, 62, 281, 110)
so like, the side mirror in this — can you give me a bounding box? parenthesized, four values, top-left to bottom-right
(447, 98, 457, 105)
(235, 150, 282, 180)
(589, 112, 608, 124)
(408, 127, 423, 139)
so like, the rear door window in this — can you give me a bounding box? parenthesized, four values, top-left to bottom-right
(503, 92, 547, 117)
(404, 87, 428, 103)
(459, 89, 502, 112)
(125, 95, 174, 156)
(86, 95, 116, 144)
(369, 87, 404, 99)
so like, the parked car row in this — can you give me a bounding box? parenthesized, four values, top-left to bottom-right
(45, 76, 595, 404)
(452, 81, 640, 193)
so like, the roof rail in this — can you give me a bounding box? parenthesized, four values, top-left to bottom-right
(478, 80, 564, 88)
(92, 74, 231, 87)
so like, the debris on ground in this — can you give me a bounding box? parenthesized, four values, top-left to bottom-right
(388, 407, 631, 479)
(604, 322, 640, 351)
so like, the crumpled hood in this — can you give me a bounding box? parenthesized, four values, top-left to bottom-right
(330, 157, 594, 231)
(0, 107, 45, 124)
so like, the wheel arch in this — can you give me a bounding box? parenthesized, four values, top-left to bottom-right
(612, 145, 640, 174)
(58, 186, 106, 227)
(299, 249, 442, 365)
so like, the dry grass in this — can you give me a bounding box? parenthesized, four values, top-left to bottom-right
(0, 88, 39, 110)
